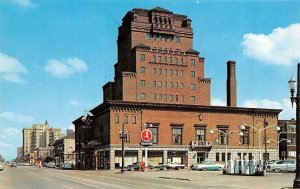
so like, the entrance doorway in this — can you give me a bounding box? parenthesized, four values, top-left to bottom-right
(197, 152, 207, 163)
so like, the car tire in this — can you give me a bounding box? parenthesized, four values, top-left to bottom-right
(163, 167, 167, 171)
(274, 168, 281, 173)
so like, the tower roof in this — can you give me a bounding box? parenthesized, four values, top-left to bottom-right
(151, 6, 173, 14)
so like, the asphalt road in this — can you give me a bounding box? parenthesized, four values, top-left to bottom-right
(0, 165, 296, 189)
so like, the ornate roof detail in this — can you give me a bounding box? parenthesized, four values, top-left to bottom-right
(134, 43, 150, 49)
(151, 6, 172, 14)
(186, 49, 199, 54)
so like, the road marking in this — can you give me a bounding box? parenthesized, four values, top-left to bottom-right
(62, 185, 73, 189)
(49, 174, 105, 189)
(41, 176, 50, 181)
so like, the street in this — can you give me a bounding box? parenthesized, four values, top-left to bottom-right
(0, 165, 296, 189)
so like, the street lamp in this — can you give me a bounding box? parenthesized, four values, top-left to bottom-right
(210, 129, 243, 173)
(239, 123, 280, 175)
(288, 63, 300, 188)
(119, 123, 128, 174)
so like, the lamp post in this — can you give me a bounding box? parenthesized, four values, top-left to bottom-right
(239, 123, 280, 175)
(210, 129, 243, 173)
(288, 63, 300, 188)
(119, 123, 128, 174)
(266, 138, 290, 160)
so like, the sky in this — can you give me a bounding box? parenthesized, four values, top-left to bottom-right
(0, 0, 300, 161)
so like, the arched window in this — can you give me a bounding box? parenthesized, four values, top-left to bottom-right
(168, 18, 172, 25)
(154, 17, 158, 23)
(164, 18, 167, 24)
(159, 17, 162, 24)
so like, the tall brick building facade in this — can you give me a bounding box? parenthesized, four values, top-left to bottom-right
(73, 7, 281, 170)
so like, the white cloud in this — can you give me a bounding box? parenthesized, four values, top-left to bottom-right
(211, 97, 226, 106)
(45, 58, 87, 78)
(0, 112, 34, 123)
(242, 98, 295, 120)
(69, 100, 81, 107)
(0, 52, 28, 83)
(242, 23, 300, 65)
(12, 0, 37, 9)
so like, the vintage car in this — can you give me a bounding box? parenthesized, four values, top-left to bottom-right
(267, 160, 296, 173)
(191, 161, 224, 171)
(159, 162, 185, 170)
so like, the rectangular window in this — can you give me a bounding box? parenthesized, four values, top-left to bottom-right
(175, 58, 178, 64)
(222, 153, 225, 162)
(170, 95, 173, 101)
(153, 93, 156, 100)
(191, 71, 195, 78)
(153, 55, 156, 62)
(164, 69, 167, 75)
(181, 83, 184, 88)
(191, 84, 196, 90)
(164, 82, 167, 88)
(169, 69, 173, 76)
(181, 58, 184, 64)
(124, 116, 128, 124)
(176, 36, 180, 43)
(158, 94, 162, 101)
(191, 59, 195, 65)
(169, 57, 172, 63)
(219, 129, 228, 145)
(175, 95, 178, 102)
(175, 70, 178, 76)
(240, 130, 249, 145)
(141, 54, 145, 61)
(170, 82, 173, 88)
(191, 96, 196, 103)
(181, 95, 184, 102)
(196, 128, 205, 141)
(140, 93, 145, 100)
(164, 94, 167, 101)
(158, 81, 162, 88)
(148, 127, 158, 144)
(164, 56, 167, 63)
(216, 153, 220, 162)
(181, 70, 184, 76)
(132, 115, 137, 124)
(153, 68, 156, 74)
(153, 81, 156, 87)
(175, 82, 178, 88)
(140, 80, 145, 87)
(124, 133, 131, 142)
(146, 33, 151, 40)
(159, 56, 162, 62)
(172, 128, 182, 144)
(159, 68, 162, 75)
(141, 67, 145, 73)
(115, 114, 120, 123)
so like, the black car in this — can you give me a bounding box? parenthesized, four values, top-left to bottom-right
(11, 162, 17, 168)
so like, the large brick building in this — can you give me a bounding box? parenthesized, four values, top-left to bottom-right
(73, 7, 281, 170)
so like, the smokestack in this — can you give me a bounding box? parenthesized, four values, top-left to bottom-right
(227, 60, 237, 107)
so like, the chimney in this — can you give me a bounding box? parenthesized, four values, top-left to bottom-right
(227, 60, 237, 107)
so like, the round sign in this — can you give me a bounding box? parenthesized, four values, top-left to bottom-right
(141, 129, 153, 142)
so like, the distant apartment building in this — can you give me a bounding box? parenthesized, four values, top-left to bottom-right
(278, 119, 296, 160)
(22, 121, 64, 162)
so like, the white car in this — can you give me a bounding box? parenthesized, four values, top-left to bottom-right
(159, 162, 185, 170)
(267, 160, 296, 173)
(191, 161, 224, 171)
(0, 164, 4, 171)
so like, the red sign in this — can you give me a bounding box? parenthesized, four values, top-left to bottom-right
(141, 129, 153, 142)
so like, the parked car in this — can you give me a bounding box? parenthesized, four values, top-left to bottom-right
(10, 162, 17, 168)
(267, 160, 296, 173)
(48, 162, 56, 168)
(159, 162, 185, 170)
(191, 161, 224, 171)
(0, 163, 4, 171)
(62, 163, 72, 169)
(127, 163, 140, 171)
(43, 162, 49, 167)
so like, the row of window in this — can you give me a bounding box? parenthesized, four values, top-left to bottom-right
(140, 93, 196, 103)
(140, 54, 196, 66)
(140, 67, 196, 78)
(146, 33, 180, 43)
(140, 80, 196, 90)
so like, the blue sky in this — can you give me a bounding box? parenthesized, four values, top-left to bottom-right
(1, 0, 300, 160)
